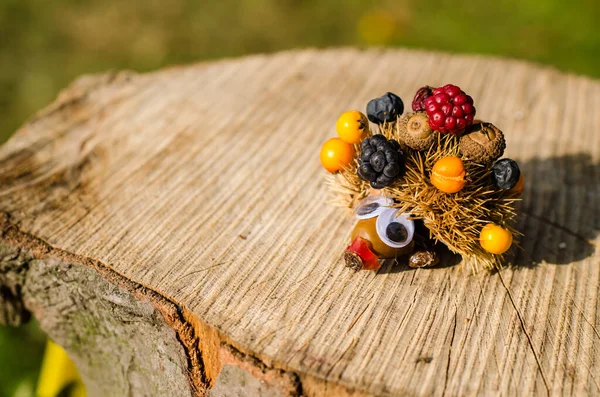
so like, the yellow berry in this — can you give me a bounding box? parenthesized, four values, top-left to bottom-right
(480, 224, 513, 254)
(320, 138, 355, 173)
(336, 110, 369, 144)
(430, 156, 466, 193)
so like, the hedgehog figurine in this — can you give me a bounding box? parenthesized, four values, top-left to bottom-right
(320, 85, 523, 272)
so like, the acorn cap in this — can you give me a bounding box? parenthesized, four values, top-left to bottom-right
(395, 112, 436, 151)
(459, 122, 506, 164)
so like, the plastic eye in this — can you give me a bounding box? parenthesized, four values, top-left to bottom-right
(375, 208, 415, 248)
(355, 195, 393, 220)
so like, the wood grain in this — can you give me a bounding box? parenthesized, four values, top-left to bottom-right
(0, 48, 598, 396)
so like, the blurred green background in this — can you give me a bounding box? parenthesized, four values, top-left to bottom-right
(0, 0, 598, 395)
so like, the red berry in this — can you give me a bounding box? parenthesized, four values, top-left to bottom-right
(434, 93, 449, 104)
(424, 84, 476, 134)
(444, 84, 461, 97)
(454, 94, 467, 105)
(462, 103, 474, 114)
(412, 85, 434, 111)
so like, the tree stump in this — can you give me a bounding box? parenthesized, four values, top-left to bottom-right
(0, 49, 599, 396)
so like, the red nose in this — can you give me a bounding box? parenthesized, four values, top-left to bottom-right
(344, 237, 381, 271)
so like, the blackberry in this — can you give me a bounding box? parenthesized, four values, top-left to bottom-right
(366, 92, 404, 124)
(492, 158, 521, 189)
(357, 134, 405, 189)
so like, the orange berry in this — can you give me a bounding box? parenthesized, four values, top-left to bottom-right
(320, 138, 355, 173)
(512, 173, 524, 195)
(336, 110, 369, 144)
(430, 156, 466, 193)
(480, 224, 513, 254)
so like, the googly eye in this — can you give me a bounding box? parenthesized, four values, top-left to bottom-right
(375, 208, 415, 248)
(355, 195, 393, 220)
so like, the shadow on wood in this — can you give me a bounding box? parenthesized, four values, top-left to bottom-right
(514, 153, 598, 267)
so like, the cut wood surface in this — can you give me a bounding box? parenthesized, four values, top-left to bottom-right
(0, 48, 599, 396)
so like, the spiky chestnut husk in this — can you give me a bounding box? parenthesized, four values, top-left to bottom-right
(396, 112, 436, 151)
(385, 134, 520, 272)
(412, 86, 434, 112)
(459, 122, 506, 164)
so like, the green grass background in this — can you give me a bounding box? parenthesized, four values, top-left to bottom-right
(0, 0, 598, 395)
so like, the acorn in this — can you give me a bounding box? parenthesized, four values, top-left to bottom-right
(396, 112, 436, 151)
(459, 122, 506, 164)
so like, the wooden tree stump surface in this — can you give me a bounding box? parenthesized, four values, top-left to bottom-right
(0, 48, 599, 396)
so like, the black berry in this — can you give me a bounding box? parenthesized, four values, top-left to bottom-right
(366, 92, 404, 124)
(370, 134, 386, 146)
(361, 147, 375, 162)
(384, 150, 398, 163)
(360, 138, 371, 150)
(370, 152, 386, 172)
(358, 163, 377, 181)
(376, 140, 392, 152)
(492, 158, 521, 189)
(356, 134, 405, 189)
(376, 174, 393, 186)
(383, 163, 400, 178)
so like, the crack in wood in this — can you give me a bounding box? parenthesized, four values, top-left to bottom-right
(498, 270, 551, 396)
(442, 308, 457, 397)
